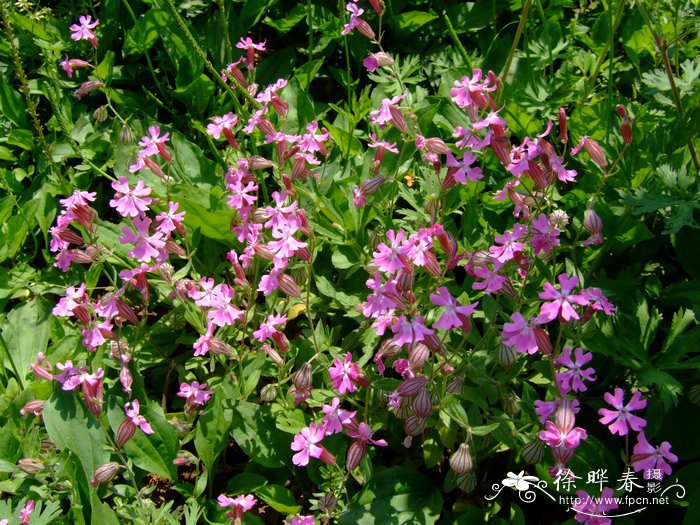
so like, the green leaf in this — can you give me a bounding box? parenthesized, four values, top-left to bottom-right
(255, 484, 301, 514)
(123, 9, 171, 56)
(264, 5, 307, 34)
(241, 0, 277, 27)
(393, 11, 438, 35)
(230, 400, 290, 468)
(194, 385, 233, 473)
(0, 297, 50, 386)
(91, 493, 120, 525)
(440, 395, 470, 430)
(43, 389, 110, 482)
(107, 397, 179, 480)
(338, 467, 442, 525)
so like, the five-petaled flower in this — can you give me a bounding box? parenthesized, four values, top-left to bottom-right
(598, 388, 647, 436)
(70, 15, 99, 46)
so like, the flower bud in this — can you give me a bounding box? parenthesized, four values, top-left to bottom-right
(558, 107, 568, 143)
(119, 125, 135, 145)
(260, 383, 278, 403)
(263, 344, 284, 366)
(173, 451, 198, 466)
(278, 273, 302, 297)
(360, 176, 385, 196)
(18, 458, 44, 475)
(407, 342, 429, 368)
(93, 105, 108, 122)
(446, 375, 464, 395)
(355, 19, 376, 41)
(346, 441, 367, 471)
(504, 392, 521, 415)
(583, 209, 603, 235)
(293, 363, 313, 391)
(449, 443, 473, 474)
(209, 338, 233, 356)
(397, 376, 428, 397)
(318, 493, 337, 514)
(90, 462, 122, 487)
(424, 137, 451, 155)
(412, 387, 433, 418)
(404, 415, 426, 436)
(533, 327, 552, 355)
(549, 209, 569, 229)
(499, 343, 517, 369)
(115, 419, 137, 448)
(249, 156, 274, 170)
(521, 439, 546, 464)
(20, 400, 45, 417)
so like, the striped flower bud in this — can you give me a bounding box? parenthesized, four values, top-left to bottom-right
(115, 419, 137, 448)
(499, 343, 517, 369)
(446, 375, 464, 395)
(404, 415, 426, 436)
(90, 462, 122, 487)
(412, 387, 433, 418)
(553, 398, 577, 434)
(558, 107, 568, 143)
(278, 273, 302, 297)
(408, 342, 429, 368)
(293, 363, 313, 391)
(346, 441, 367, 471)
(20, 400, 45, 417)
(424, 137, 451, 155)
(583, 209, 603, 236)
(397, 376, 428, 397)
(260, 384, 278, 403)
(449, 443, 473, 474)
(18, 458, 44, 475)
(533, 327, 552, 355)
(521, 439, 546, 464)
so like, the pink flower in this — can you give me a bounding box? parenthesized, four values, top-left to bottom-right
(631, 432, 678, 479)
(322, 397, 356, 435)
(446, 151, 483, 184)
(530, 213, 560, 254)
(537, 274, 589, 323)
(109, 177, 153, 218)
(598, 388, 647, 436)
(539, 420, 588, 448)
(347, 421, 388, 447)
(137, 126, 171, 160)
(572, 488, 618, 525)
(450, 69, 497, 109)
(429, 287, 478, 331)
(583, 288, 616, 316)
(391, 315, 434, 346)
(53, 283, 87, 317)
(369, 95, 407, 131)
(155, 201, 186, 236)
(207, 112, 238, 139)
(125, 400, 154, 434)
(372, 229, 410, 274)
(328, 352, 367, 394)
(501, 312, 539, 354)
(218, 493, 257, 521)
(298, 121, 330, 156)
(342, 2, 375, 40)
(534, 397, 580, 425)
(472, 259, 507, 295)
(60, 56, 91, 78)
(206, 284, 244, 327)
(236, 36, 266, 69)
(489, 223, 526, 263)
(253, 314, 287, 342)
(291, 423, 336, 466)
(473, 109, 507, 130)
(119, 216, 165, 263)
(18, 500, 35, 525)
(69, 15, 99, 46)
(286, 516, 315, 525)
(363, 52, 393, 72)
(177, 381, 213, 408)
(555, 347, 596, 394)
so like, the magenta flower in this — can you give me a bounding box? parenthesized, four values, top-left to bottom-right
(501, 312, 539, 354)
(534, 397, 580, 425)
(369, 95, 407, 131)
(109, 177, 153, 218)
(125, 400, 153, 434)
(328, 352, 367, 394)
(446, 151, 484, 184)
(472, 260, 507, 295)
(489, 223, 527, 263)
(539, 420, 588, 449)
(530, 213, 560, 254)
(631, 432, 678, 479)
(69, 15, 99, 46)
(450, 69, 497, 109)
(572, 487, 618, 525)
(342, 2, 375, 39)
(291, 423, 336, 466)
(372, 229, 410, 274)
(583, 287, 616, 316)
(555, 347, 596, 394)
(322, 397, 356, 435)
(537, 274, 589, 323)
(177, 381, 213, 408)
(206, 284, 244, 327)
(119, 216, 165, 263)
(18, 500, 35, 525)
(218, 493, 257, 521)
(155, 201, 186, 236)
(53, 283, 87, 317)
(60, 56, 91, 78)
(347, 421, 388, 447)
(137, 126, 171, 160)
(391, 315, 434, 346)
(472, 109, 507, 130)
(429, 287, 478, 331)
(236, 36, 266, 69)
(207, 112, 238, 139)
(286, 516, 315, 525)
(253, 314, 287, 342)
(598, 388, 647, 436)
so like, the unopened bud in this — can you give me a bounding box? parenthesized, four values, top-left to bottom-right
(499, 343, 517, 369)
(521, 439, 546, 464)
(18, 458, 44, 475)
(397, 376, 428, 397)
(558, 107, 568, 143)
(583, 209, 603, 235)
(249, 156, 274, 170)
(278, 273, 302, 297)
(260, 383, 278, 403)
(449, 443, 473, 474)
(293, 363, 313, 391)
(115, 419, 136, 448)
(93, 105, 108, 123)
(20, 400, 45, 417)
(446, 375, 464, 395)
(554, 399, 577, 434)
(412, 388, 433, 418)
(424, 137, 451, 155)
(90, 462, 122, 487)
(407, 342, 429, 368)
(533, 327, 552, 355)
(346, 441, 367, 471)
(404, 415, 426, 436)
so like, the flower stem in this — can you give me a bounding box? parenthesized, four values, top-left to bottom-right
(498, 0, 532, 103)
